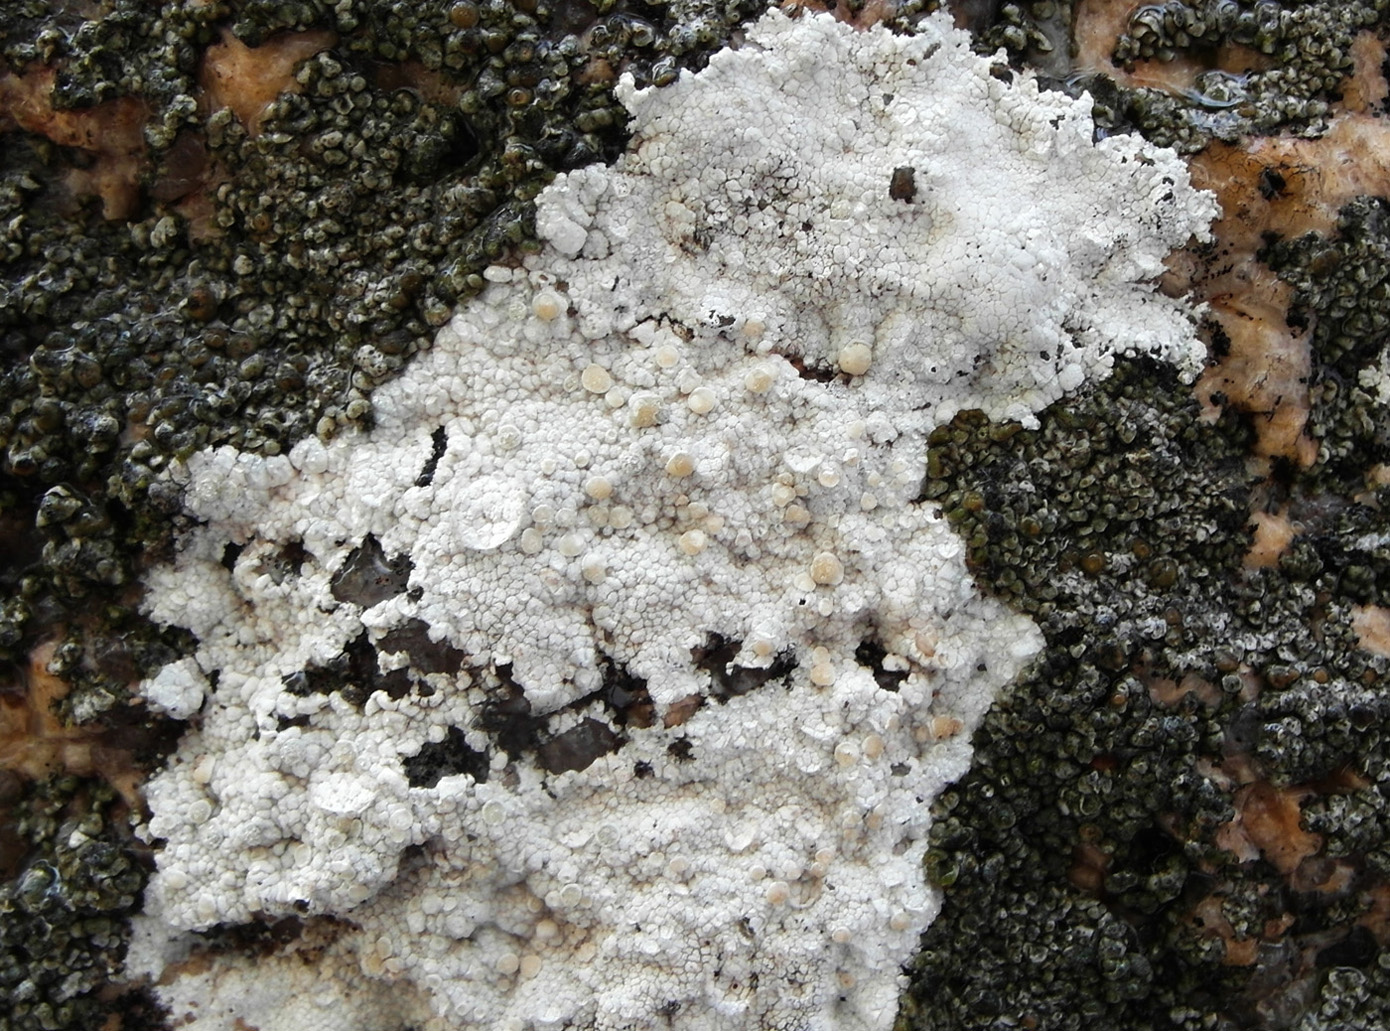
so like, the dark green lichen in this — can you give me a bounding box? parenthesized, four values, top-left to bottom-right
(0, 0, 776, 685)
(901, 356, 1390, 1031)
(972, 1, 1074, 76)
(2, 2, 778, 1026)
(1092, 0, 1389, 152)
(1262, 196, 1390, 502)
(0, 775, 164, 1031)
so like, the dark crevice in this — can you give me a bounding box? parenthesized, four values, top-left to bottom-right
(476, 665, 546, 759)
(785, 355, 837, 383)
(282, 631, 410, 707)
(329, 534, 413, 607)
(537, 717, 622, 775)
(691, 633, 796, 699)
(415, 425, 448, 487)
(855, 638, 908, 692)
(403, 725, 489, 787)
(219, 541, 244, 572)
(377, 617, 467, 676)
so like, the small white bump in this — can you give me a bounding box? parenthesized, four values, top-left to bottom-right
(665, 452, 695, 478)
(629, 393, 661, 427)
(838, 341, 873, 375)
(810, 551, 844, 585)
(581, 364, 613, 393)
(745, 363, 776, 393)
(678, 529, 707, 555)
(687, 386, 716, 414)
(532, 290, 564, 321)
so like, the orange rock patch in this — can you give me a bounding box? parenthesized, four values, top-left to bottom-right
(1073, 0, 1271, 92)
(0, 639, 144, 805)
(1229, 781, 1322, 876)
(200, 27, 338, 136)
(0, 65, 149, 219)
(1351, 604, 1390, 657)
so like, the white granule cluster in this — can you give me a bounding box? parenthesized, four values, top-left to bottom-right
(129, 10, 1215, 1031)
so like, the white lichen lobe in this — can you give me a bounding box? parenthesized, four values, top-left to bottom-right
(131, 10, 1215, 1031)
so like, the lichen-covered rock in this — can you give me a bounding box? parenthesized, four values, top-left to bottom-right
(127, 10, 1215, 1030)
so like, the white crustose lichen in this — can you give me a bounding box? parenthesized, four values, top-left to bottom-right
(129, 10, 1216, 1031)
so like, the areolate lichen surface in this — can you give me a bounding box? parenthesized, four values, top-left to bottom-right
(128, 11, 1216, 1031)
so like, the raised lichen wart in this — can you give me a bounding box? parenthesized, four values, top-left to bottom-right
(0, 774, 166, 1031)
(963, 1, 1074, 76)
(902, 356, 1390, 1030)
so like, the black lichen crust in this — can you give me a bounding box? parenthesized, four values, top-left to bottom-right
(899, 356, 1390, 1031)
(1262, 195, 1390, 508)
(912, 1, 1390, 153)
(1093, 0, 1389, 152)
(0, 774, 165, 1031)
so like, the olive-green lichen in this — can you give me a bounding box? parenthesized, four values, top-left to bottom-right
(900, 357, 1390, 1031)
(0, 774, 164, 1031)
(888, 2, 1388, 153)
(1262, 196, 1390, 503)
(1092, 0, 1390, 152)
(971, 1, 1074, 76)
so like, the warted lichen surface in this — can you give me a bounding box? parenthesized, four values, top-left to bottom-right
(125, 10, 1218, 1030)
(0, 2, 777, 1025)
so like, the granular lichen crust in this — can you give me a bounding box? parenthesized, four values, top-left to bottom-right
(1262, 196, 1390, 499)
(905, 349, 1390, 1028)
(125, 10, 1219, 1029)
(0, 775, 162, 1031)
(2, 1, 779, 1027)
(1090, 0, 1390, 152)
(886, 7, 1390, 1030)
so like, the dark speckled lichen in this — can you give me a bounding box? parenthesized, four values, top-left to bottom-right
(900, 357, 1390, 1031)
(887, 1, 1388, 152)
(972, 1, 1074, 76)
(1263, 196, 1390, 501)
(1090, 0, 1389, 152)
(0, 0, 775, 689)
(0, 775, 165, 1031)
